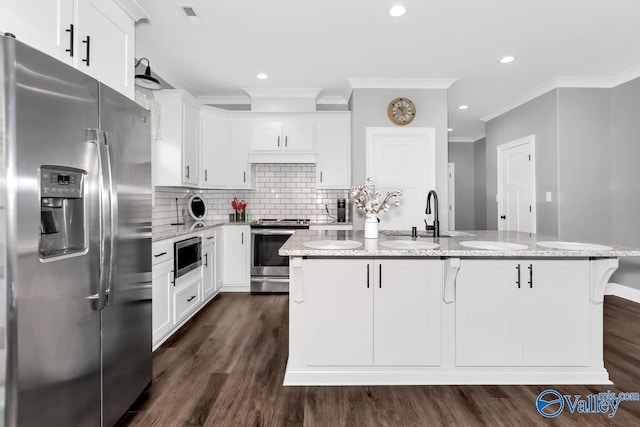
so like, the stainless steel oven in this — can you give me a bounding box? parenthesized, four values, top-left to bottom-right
(250, 220, 309, 293)
(174, 236, 202, 279)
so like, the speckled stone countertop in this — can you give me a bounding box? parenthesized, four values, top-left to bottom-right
(279, 229, 640, 258)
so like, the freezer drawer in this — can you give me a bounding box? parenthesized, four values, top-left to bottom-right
(174, 277, 202, 324)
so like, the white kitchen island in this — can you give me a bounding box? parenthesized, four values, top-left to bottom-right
(279, 230, 640, 385)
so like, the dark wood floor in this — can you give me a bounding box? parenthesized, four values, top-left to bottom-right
(119, 294, 640, 426)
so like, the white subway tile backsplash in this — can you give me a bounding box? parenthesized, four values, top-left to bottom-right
(153, 163, 349, 225)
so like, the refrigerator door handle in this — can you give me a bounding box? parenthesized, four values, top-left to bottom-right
(102, 131, 118, 307)
(86, 129, 111, 310)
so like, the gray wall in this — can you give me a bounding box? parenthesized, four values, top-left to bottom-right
(485, 90, 559, 234)
(473, 137, 487, 229)
(448, 142, 475, 230)
(556, 88, 611, 242)
(350, 88, 449, 229)
(610, 78, 640, 290)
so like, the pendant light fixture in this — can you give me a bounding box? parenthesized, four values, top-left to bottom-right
(134, 58, 162, 90)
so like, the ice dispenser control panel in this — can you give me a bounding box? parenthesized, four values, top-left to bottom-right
(41, 167, 83, 198)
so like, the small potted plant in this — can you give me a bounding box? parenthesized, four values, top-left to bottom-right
(351, 177, 401, 238)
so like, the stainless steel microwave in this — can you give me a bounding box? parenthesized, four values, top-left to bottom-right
(174, 236, 202, 279)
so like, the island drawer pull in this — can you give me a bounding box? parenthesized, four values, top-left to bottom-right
(528, 264, 533, 288)
(516, 264, 521, 288)
(367, 264, 370, 288)
(379, 264, 382, 288)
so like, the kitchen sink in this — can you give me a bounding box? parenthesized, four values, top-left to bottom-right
(459, 240, 528, 251)
(379, 240, 440, 250)
(536, 241, 612, 251)
(303, 240, 363, 250)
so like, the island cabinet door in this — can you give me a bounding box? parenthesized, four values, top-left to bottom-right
(522, 260, 590, 366)
(373, 259, 442, 366)
(455, 259, 523, 366)
(305, 258, 373, 366)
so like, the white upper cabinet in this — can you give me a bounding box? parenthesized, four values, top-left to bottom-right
(153, 90, 200, 187)
(316, 113, 351, 189)
(200, 107, 230, 188)
(249, 117, 315, 162)
(1, 0, 135, 98)
(230, 119, 252, 188)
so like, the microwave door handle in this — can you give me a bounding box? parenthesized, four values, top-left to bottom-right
(102, 131, 117, 307)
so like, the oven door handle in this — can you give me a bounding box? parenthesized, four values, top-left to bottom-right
(251, 229, 297, 235)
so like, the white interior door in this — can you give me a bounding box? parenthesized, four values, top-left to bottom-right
(497, 136, 536, 233)
(448, 163, 455, 230)
(366, 128, 436, 230)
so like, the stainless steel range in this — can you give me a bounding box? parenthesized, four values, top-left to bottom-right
(250, 219, 309, 293)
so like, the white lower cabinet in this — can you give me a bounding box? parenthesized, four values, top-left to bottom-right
(202, 231, 217, 301)
(174, 274, 202, 324)
(151, 258, 174, 347)
(305, 258, 442, 366)
(222, 225, 250, 289)
(455, 259, 590, 367)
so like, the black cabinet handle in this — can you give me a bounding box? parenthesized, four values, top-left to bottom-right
(65, 24, 74, 57)
(285, 135, 288, 147)
(366, 264, 370, 288)
(379, 264, 382, 288)
(277, 136, 280, 147)
(185, 165, 190, 179)
(516, 264, 521, 288)
(187, 295, 196, 302)
(206, 236, 214, 240)
(243, 171, 246, 183)
(204, 169, 208, 181)
(241, 232, 244, 245)
(204, 253, 208, 267)
(81, 35, 90, 66)
(320, 171, 323, 183)
(528, 264, 533, 288)
(153, 251, 167, 258)
(170, 271, 175, 286)
(500, 215, 506, 220)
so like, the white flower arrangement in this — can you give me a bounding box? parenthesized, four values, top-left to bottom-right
(351, 177, 401, 214)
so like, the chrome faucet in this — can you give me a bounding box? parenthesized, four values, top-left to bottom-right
(424, 190, 440, 237)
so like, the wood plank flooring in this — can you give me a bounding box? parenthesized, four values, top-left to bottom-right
(118, 294, 640, 426)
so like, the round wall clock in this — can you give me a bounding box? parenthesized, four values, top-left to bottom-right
(387, 97, 416, 125)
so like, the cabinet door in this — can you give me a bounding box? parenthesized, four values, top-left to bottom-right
(283, 119, 314, 151)
(316, 117, 350, 189)
(230, 120, 251, 188)
(0, 0, 74, 65)
(222, 226, 249, 286)
(456, 259, 523, 366)
(182, 100, 200, 185)
(373, 259, 441, 366)
(75, 0, 134, 98)
(200, 109, 230, 187)
(250, 120, 282, 151)
(522, 260, 590, 366)
(202, 243, 215, 301)
(152, 259, 174, 346)
(214, 228, 224, 292)
(305, 259, 373, 366)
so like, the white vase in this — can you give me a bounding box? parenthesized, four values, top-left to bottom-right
(364, 214, 379, 239)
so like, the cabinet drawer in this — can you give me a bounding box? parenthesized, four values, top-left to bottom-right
(152, 239, 173, 265)
(174, 279, 201, 323)
(202, 229, 215, 242)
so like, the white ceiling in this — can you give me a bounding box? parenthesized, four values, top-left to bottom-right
(135, 0, 640, 141)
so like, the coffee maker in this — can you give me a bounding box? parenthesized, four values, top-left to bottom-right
(337, 198, 346, 223)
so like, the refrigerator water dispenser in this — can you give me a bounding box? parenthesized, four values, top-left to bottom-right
(39, 166, 86, 258)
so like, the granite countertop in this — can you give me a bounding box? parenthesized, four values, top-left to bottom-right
(279, 229, 640, 258)
(152, 221, 249, 242)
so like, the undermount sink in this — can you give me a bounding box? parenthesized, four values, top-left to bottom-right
(459, 240, 528, 251)
(379, 240, 440, 250)
(303, 240, 363, 250)
(536, 241, 613, 251)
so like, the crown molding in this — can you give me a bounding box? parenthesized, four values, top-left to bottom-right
(134, 43, 194, 92)
(242, 88, 323, 99)
(482, 65, 640, 123)
(317, 95, 348, 105)
(347, 78, 458, 91)
(198, 95, 250, 105)
(114, 0, 149, 21)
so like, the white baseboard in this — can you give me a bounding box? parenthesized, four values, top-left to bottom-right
(605, 282, 640, 304)
(221, 285, 250, 292)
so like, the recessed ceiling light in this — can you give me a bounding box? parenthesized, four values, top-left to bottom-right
(447, 128, 453, 132)
(389, 5, 407, 17)
(256, 73, 268, 80)
(458, 105, 468, 110)
(500, 56, 515, 64)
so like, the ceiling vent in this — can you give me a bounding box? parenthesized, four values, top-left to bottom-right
(178, 4, 202, 25)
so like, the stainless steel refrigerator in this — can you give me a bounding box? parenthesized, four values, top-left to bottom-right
(0, 35, 152, 426)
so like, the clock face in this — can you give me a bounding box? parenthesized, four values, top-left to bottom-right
(388, 97, 416, 125)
